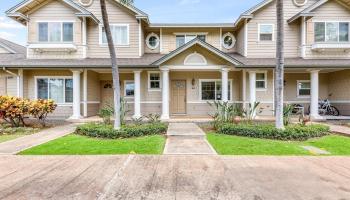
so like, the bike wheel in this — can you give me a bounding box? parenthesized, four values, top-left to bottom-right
(328, 106, 340, 116)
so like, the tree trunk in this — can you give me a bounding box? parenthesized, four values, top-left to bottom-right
(275, 0, 284, 129)
(100, 0, 121, 129)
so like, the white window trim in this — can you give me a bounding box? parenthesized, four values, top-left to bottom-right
(256, 71, 268, 91)
(198, 79, 233, 101)
(124, 80, 135, 98)
(175, 34, 207, 48)
(37, 21, 75, 43)
(314, 21, 350, 43)
(34, 76, 73, 105)
(184, 52, 208, 65)
(145, 32, 160, 50)
(258, 24, 275, 42)
(99, 23, 130, 47)
(147, 71, 162, 91)
(222, 32, 236, 49)
(293, 0, 308, 7)
(297, 80, 311, 98)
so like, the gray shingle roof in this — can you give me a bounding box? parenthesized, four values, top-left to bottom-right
(0, 38, 26, 63)
(228, 53, 350, 68)
(0, 53, 163, 68)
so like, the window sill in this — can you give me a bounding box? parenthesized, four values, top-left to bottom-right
(256, 88, 267, 92)
(312, 43, 350, 52)
(29, 43, 77, 52)
(297, 96, 310, 99)
(148, 88, 161, 92)
(99, 44, 130, 48)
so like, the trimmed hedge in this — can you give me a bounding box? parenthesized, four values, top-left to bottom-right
(217, 123, 330, 141)
(75, 122, 168, 139)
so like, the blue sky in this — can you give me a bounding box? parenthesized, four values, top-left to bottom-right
(0, 0, 259, 45)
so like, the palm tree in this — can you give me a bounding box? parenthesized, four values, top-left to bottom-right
(100, 0, 134, 129)
(275, 0, 284, 129)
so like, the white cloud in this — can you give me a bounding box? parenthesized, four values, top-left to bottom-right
(0, 31, 16, 39)
(179, 0, 201, 5)
(0, 16, 24, 29)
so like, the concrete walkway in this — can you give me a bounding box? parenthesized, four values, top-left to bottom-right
(1, 155, 350, 199)
(324, 123, 350, 137)
(0, 124, 76, 155)
(164, 123, 217, 155)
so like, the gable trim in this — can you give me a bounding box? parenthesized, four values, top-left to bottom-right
(152, 38, 243, 66)
(0, 43, 17, 54)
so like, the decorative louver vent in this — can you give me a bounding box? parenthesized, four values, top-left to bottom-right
(293, 0, 308, 7)
(79, 0, 93, 6)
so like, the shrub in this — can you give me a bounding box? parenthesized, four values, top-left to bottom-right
(217, 123, 329, 141)
(145, 114, 161, 123)
(0, 96, 31, 127)
(98, 104, 114, 125)
(75, 122, 168, 139)
(29, 99, 57, 127)
(208, 101, 242, 128)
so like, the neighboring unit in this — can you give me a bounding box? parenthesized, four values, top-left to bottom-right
(1, 0, 350, 120)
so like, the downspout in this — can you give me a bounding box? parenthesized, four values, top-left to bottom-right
(2, 67, 20, 97)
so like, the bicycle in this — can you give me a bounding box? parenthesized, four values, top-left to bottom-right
(308, 99, 340, 116)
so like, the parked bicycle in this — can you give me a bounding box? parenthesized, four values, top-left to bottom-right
(308, 99, 340, 116)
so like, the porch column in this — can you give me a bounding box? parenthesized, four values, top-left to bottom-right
(310, 70, 321, 120)
(249, 71, 256, 105)
(18, 69, 23, 98)
(70, 70, 82, 119)
(221, 68, 229, 102)
(161, 68, 170, 120)
(133, 70, 142, 119)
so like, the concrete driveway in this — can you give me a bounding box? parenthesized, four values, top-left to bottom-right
(0, 156, 350, 200)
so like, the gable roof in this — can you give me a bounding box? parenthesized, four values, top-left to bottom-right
(235, 0, 273, 26)
(6, 0, 100, 24)
(0, 38, 26, 62)
(152, 38, 242, 66)
(288, 0, 350, 23)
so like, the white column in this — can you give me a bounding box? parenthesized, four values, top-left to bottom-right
(161, 68, 170, 120)
(83, 69, 88, 117)
(310, 70, 321, 120)
(249, 71, 256, 105)
(133, 70, 142, 119)
(243, 19, 248, 57)
(242, 69, 247, 109)
(221, 68, 229, 102)
(70, 70, 82, 119)
(82, 17, 87, 58)
(300, 16, 306, 58)
(17, 69, 23, 98)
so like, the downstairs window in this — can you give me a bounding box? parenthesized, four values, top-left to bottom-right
(36, 77, 73, 103)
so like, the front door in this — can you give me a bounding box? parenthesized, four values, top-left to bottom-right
(171, 80, 187, 115)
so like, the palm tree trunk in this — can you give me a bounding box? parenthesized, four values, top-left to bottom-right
(100, 0, 121, 129)
(275, 0, 284, 129)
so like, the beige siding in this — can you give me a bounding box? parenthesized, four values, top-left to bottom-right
(0, 72, 6, 95)
(27, 0, 83, 59)
(85, 0, 140, 58)
(6, 76, 18, 96)
(305, 1, 350, 58)
(236, 24, 245, 56)
(246, 0, 316, 58)
(161, 28, 222, 54)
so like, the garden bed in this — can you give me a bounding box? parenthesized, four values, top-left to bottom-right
(217, 123, 330, 141)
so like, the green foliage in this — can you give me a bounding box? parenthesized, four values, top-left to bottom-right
(120, 97, 130, 125)
(98, 104, 114, 125)
(208, 101, 242, 128)
(145, 114, 161, 123)
(132, 116, 143, 125)
(217, 123, 330, 141)
(75, 122, 168, 139)
(242, 102, 262, 122)
(283, 104, 294, 126)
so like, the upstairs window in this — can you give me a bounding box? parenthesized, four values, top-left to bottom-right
(259, 24, 274, 41)
(176, 34, 206, 48)
(314, 22, 349, 43)
(100, 24, 129, 45)
(38, 22, 74, 42)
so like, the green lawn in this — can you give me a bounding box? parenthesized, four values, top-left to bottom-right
(20, 134, 166, 155)
(207, 133, 350, 155)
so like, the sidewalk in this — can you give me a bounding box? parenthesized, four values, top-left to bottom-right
(163, 123, 217, 155)
(323, 123, 350, 137)
(0, 124, 76, 155)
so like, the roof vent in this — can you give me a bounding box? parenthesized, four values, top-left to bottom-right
(293, 0, 307, 7)
(79, 0, 93, 7)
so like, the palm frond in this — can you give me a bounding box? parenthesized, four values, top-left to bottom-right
(119, 0, 134, 5)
